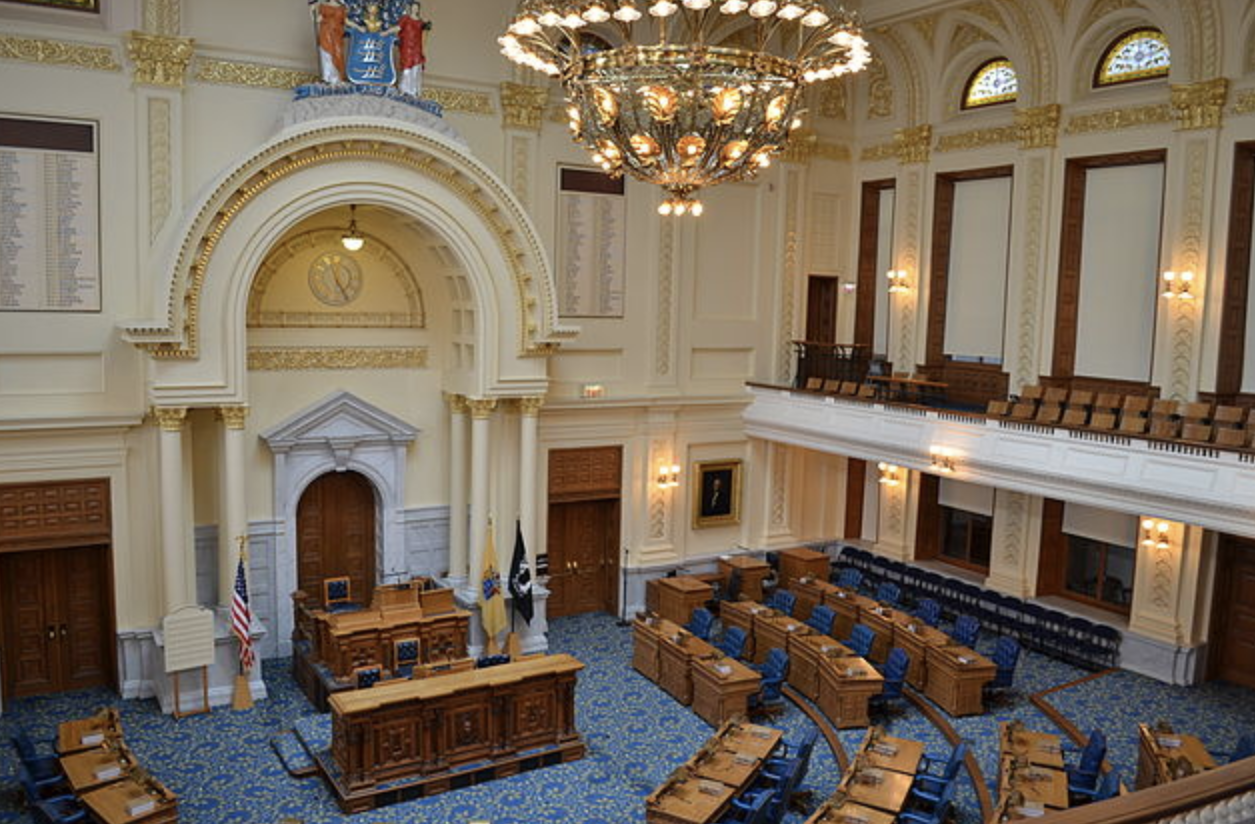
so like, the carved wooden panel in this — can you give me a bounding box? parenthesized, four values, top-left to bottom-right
(1217, 142, 1255, 399)
(1039, 374, 1159, 400)
(547, 446, 623, 499)
(1052, 150, 1167, 379)
(920, 361, 1010, 408)
(442, 693, 495, 763)
(547, 498, 619, 618)
(297, 471, 376, 604)
(0, 478, 110, 548)
(844, 458, 865, 539)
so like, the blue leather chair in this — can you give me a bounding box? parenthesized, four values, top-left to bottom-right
(986, 636, 1021, 696)
(780, 727, 818, 764)
(18, 765, 82, 823)
(476, 654, 510, 669)
(766, 589, 797, 616)
(805, 604, 836, 636)
(717, 626, 748, 659)
(874, 581, 900, 607)
(748, 651, 789, 717)
(354, 665, 382, 688)
(835, 567, 863, 591)
(899, 775, 957, 824)
(870, 647, 910, 714)
(1072, 770, 1121, 805)
(323, 576, 360, 613)
(686, 606, 716, 641)
(393, 637, 419, 678)
(910, 740, 969, 810)
(11, 734, 63, 796)
(1065, 729, 1108, 796)
(718, 788, 772, 823)
(914, 598, 942, 627)
(754, 648, 789, 680)
(1225, 734, 1255, 763)
(952, 614, 981, 648)
(843, 624, 875, 658)
(756, 756, 804, 820)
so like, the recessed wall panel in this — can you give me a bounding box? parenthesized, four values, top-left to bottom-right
(694, 185, 759, 321)
(943, 177, 1011, 360)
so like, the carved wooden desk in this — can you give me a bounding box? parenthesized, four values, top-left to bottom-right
(790, 578, 841, 623)
(823, 588, 879, 643)
(924, 644, 995, 717)
(717, 555, 772, 602)
(657, 576, 715, 627)
(890, 618, 952, 689)
(1136, 724, 1216, 789)
(691, 656, 760, 727)
(658, 623, 717, 705)
(753, 613, 810, 665)
(81, 776, 178, 824)
(857, 605, 911, 665)
(787, 633, 850, 701)
(718, 599, 767, 661)
(817, 656, 883, 729)
(327, 654, 585, 807)
(776, 547, 830, 590)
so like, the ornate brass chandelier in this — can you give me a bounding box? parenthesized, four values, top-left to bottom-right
(499, 1, 870, 216)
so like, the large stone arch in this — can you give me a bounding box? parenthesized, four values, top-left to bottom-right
(123, 103, 575, 402)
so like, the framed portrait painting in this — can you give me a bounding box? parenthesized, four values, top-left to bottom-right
(1, 0, 99, 11)
(693, 460, 741, 529)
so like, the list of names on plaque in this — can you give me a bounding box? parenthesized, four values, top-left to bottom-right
(0, 117, 100, 312)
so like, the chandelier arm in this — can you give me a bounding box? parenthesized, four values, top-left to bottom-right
(524, 34, 564, 61)
(797, 27, 832, 64)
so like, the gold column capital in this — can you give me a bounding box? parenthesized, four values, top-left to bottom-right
(1170, 77, 1229, 131)
(1016, 104, 1061, 150)
(499, 81, 550, 132)
(518, 396, 546, 417)
(466, 398, 498, 419)
(444, 392, 470, 415)
(126, 30, 195, 88)
(153, 405, 188, 431)
(894, 124, 932, 165)
(216, 405, 249, 430)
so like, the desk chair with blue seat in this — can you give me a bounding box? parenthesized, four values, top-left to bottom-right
(914, 598, 942, 628)
(843, 624, 875, 658)
(393, 637, 420, 678)
(686, 606, 716, 641)
(870, 647, 910, 715)
(909, 740, 969, 812)
(873, 582, 900, 607)
(323, 576, 359, 613)
(353, 665, 382, 689)
(1072, 770, 1122, 805)
(748, 650, 789, 719)
(717, 626, 748, 660)
(984, 636, 1021, 702)
(18, 765, 83, 823)
(951, 614, 981, 648)
(1222, 734, 1255, 763)
(1064, 729, 1108, 798)
(718, 788, 772, 824)
(835, 567, 863, 591)
(899, 776, 957, 824)
(11, 734, 64, 797)
(805, 604, 836, 636)
(765, 589, 797, 616)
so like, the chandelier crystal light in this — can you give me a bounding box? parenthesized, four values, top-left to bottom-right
(499, 0, 870, 216)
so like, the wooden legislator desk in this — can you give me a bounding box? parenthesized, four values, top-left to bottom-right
(753, 613, 810, 665)
(776, 547, 830, 590)
(1136, 723, 1217, 789)
(857, 604, 911, 664)
(790, 578, 841, 623)
(633, 615, 665, 682)
(787, 633, 850, 701)
(998, 722, 1068, 813)
(838, 729, 920, 815)
(803, 797, 895, 824)
(891, 617, 952, 689)
(717, 555, 771, 602)
(81, 775, 179, 824)
(691, 655, 760, 727)
(823, 587, 879, 643)
(57, 711, 122, 756)
(61, 743, 133, 794)
(658, 624, 718, 705)
(718, 599, 768, 661)
(924, 644, 996, 717)
(646, 722, 782, 824)
(657, 576, 715, 627)
(817, 656, 884, 729)
(325, 655, 585, 811)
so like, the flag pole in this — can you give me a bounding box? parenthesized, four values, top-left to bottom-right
(231, 535, 254, 710)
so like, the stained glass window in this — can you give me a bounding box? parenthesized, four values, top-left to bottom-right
(1095, 28, 1170, 87)
(962, 59, 1018, 109)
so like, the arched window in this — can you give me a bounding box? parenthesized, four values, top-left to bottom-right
(962, 59, 1018, 109)
(1095, 28, 1170, 87)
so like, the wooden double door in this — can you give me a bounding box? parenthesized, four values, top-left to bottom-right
(1210, 536, 1255, 689)
(297, 470, 377, 603)
(1, 545, 114, 698)
(546, 447, 622, 619)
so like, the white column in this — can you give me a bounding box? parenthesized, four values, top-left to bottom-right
(518, 396, 544, 567)
(218, 405, 249, 607)
(467, 398, 497, 588)
(155, 406, 190, 613)
(446, 394, 470, 585)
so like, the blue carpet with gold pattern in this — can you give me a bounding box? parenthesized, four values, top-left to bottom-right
(2, 612, 1254, 823)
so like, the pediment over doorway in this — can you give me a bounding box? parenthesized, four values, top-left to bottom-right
(261, 390, 419, 455)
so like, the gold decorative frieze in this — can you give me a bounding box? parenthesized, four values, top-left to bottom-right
(781, 129, 818, 164)
(216, 405, 249, 430)
(499, 82, 550, 131)
(246, 346, 428, 371)
(1234, 90, 1255, 115)
(194, 57, 317, 90)
(425, 86, 495, 115)
(895, 124, 932, 165)
(1016, 104, 1061, 149)
(0, 34, 121, 72)
(126, 31, 194, 88)
(466, 398, 498, 419)
(813, 142, 852, 162)
(251, 311, 418, 329)
(152, 406, 188, 431)
(1065, 104, 1173, 135)
(142, 0, 180, 37)
(1170, 77, 1229, 131)
(860, 141, 897, 162)
(935, 125, 1017, 153)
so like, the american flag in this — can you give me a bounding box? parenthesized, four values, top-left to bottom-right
(232, 551, 255, 671)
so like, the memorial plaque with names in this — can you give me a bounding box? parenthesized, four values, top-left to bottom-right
(557, 168, 626, 318)
(0, 116, 100, 313)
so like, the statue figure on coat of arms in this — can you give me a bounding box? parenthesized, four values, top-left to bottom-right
(309, 0, 431, 97)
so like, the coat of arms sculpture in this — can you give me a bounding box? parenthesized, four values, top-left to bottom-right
(304, 0, 435, 108)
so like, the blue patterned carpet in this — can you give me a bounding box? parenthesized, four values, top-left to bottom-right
(3, 613, 1255, 823)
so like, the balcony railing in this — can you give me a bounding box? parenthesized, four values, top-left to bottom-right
(791, 341, 871, 389)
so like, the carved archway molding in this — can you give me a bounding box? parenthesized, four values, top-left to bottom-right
(122, 115, 575, 394)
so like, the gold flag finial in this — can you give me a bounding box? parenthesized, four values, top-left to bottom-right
(236, 534, 248, 563)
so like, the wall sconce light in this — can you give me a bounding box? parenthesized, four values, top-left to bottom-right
(841, 281, 857, 294)
(929, 446, 957, 474)
(340, 204, 365, 252)
(656, 463, 680, 490)
(581, 383, 606, 399)
(877, 462, 901, 486)
(886, 269, 910, 294)
(1160, 270, 1194, 300)
(1140, 518, 1171, 551)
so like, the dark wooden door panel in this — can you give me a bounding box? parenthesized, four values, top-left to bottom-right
(1214, 538, 1255, 689)
(2, 551, 58, 696)
(61, 546, 110, 689)
(806, 276, 839, 344)
(546, 499, 619, 618)
(297, 471, 376, 603)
